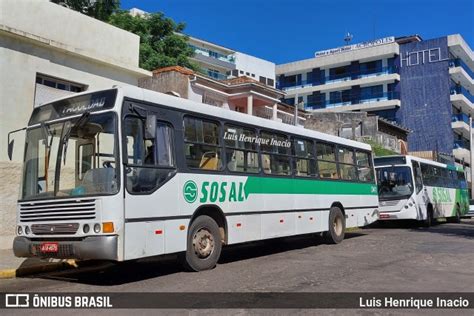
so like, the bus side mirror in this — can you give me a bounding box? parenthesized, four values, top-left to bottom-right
(7, 127, 26, 161)
(7, 139, 14, 161)
(145, 114, 156, 140)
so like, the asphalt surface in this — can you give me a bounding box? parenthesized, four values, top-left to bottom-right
(1, 218, 474, 314)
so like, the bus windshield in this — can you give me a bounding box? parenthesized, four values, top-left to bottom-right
(21, 112, 119, 200)
(376, 166, 413, 200)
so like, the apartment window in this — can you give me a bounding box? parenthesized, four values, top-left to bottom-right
(246, 72, 250, 76)
(209, 50, 219, 58)
(360, 60, 383, 74)
(36, 74, 85, 92)
(267, 78, 274, 86)
(232, 69, 239, 77)
(329, 90, 351, 104)
(207, 68, 221, 79)
(330, 66, 350, 80)
(259, 76, 267, 84)
(240, 70, 244, 74)
(360, 85, 383, 100)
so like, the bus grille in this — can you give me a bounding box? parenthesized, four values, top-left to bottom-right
(19, 199, 97, 222)
(31, 223, 80, 235)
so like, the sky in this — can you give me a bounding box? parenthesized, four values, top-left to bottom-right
(120, 0, 474, 65)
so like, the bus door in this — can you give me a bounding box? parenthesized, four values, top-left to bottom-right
(411, 161, 426, 219)
(122, 109, 178, 260)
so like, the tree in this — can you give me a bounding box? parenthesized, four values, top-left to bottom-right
(51, 0, 120, 21)
(108, 11, 198, 71)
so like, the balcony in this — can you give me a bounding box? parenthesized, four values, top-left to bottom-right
(450, 58, 474, 79)
(451, 85, 474, 115)
(453, 139, 471, 163)
(451, 113, 472, 137)
(449, 59, 474, 91)
(277, 66, 397, 91)
(190, 44, 236, 70)
(304, 91, 400, 112)
(206, 70, 228, 81)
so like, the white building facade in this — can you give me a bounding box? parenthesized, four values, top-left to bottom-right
(188, 36, 276, 87)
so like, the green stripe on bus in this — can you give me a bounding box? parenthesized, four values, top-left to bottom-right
(244, 177, 377, 198)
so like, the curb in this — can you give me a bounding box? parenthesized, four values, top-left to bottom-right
(0, 260, 77, 279)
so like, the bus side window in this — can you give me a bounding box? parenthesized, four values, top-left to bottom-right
(184, 116, 222, 171)
(124, 116, 175, 193)
(412, 161, 423, 193)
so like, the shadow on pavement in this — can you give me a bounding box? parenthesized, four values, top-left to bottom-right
(409, 220, 474, 240)
(25, 232, 366, 286)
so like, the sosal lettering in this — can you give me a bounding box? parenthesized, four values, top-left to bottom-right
(200, 181, 246, 203)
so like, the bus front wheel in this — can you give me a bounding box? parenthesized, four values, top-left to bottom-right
(181, 215, 222, 272)
(323, 206, 345, 244)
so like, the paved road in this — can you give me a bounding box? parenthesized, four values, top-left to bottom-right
(2, 219, 474, 314)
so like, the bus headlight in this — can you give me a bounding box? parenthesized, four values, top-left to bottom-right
(24, 226, 30, 235)
(93, 223, 101, 233)
(17, 226, 23, 235)
(83, 224, 90, 234)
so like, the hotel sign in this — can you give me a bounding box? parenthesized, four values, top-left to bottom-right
(314, 36, 395, 58)
(400, 47, 449, 67)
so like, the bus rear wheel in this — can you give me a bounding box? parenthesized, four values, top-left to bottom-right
(323, 206, 345, 244)
(447, 206, 461, 224)
(181, 215, 222, 272)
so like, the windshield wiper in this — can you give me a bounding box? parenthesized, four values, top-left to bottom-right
(62, 112, 90, 164)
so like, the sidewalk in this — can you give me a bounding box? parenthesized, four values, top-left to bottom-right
(0, 249, 75, 278)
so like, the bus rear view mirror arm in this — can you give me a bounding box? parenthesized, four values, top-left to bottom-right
(7, 127, 26, 161)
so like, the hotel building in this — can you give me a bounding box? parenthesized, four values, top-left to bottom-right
(276, 34, 474, 165)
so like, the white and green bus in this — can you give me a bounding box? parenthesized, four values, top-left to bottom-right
(375, 155, 469, 226)
(10, 86, 379, 271)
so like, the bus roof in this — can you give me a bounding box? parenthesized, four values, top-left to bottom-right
(35, 85, 372, 151)
(374, 155, 465, 172)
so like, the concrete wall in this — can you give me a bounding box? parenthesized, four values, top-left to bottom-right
(1, 0, 140, 68)
(139, 71, 190, 99)
(235, 52, 276, 82)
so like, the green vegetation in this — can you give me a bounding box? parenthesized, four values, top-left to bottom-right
(363, 140, 398, 157)
(108, 11, 198, 71)
(51, 0, 120, 21)
(52, 1, 198, 71)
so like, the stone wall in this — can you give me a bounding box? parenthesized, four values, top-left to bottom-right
(0, 161, 22, 249)
(139, 70, 190, 99)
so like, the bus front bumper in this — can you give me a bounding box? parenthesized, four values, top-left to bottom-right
(13, 235, 118, 261)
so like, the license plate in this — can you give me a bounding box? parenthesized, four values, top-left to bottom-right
(40, 242, 58, 253)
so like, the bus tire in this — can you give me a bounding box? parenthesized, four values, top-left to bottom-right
(423, 207, 434, 227)
(447, 205, 461, 224)
(323, 207, 345, 244)
(181, 215, 222, 272)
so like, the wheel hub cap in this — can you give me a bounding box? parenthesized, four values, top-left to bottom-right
(193, 228, 214, 258)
